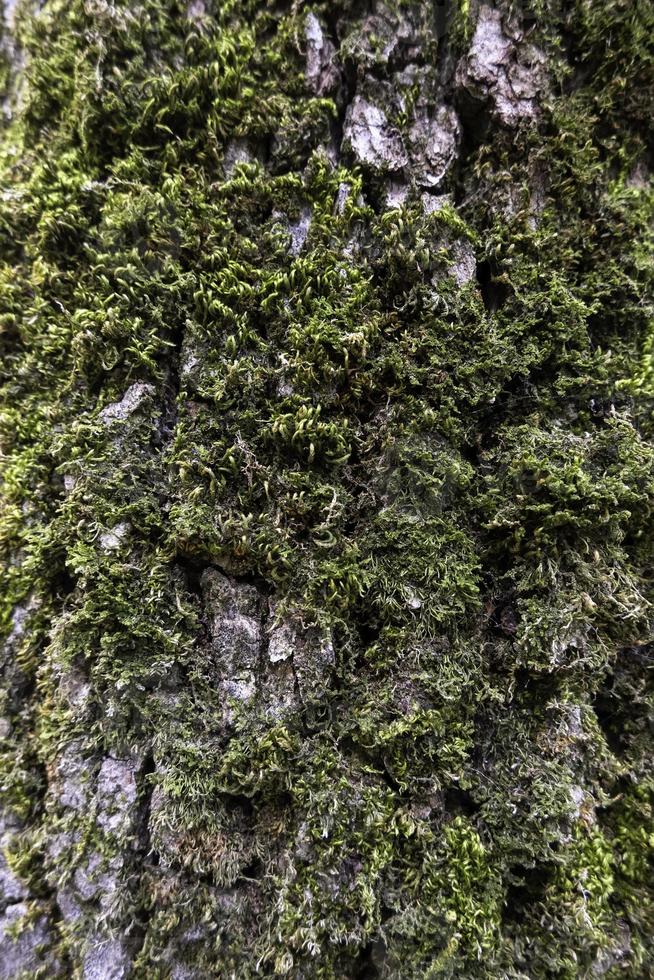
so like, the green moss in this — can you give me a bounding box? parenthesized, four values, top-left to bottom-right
(0, 0, 652, 975)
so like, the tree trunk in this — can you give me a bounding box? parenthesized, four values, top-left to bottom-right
(0, 0, 652, 976)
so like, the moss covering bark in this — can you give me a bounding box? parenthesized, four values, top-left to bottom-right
(0, 0, 653, 976)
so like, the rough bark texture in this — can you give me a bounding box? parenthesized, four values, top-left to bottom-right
(0, 0, 653, 977)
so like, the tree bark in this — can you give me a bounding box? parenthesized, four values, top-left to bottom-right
(0, 0, 653, 977)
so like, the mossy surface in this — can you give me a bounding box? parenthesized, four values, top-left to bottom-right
(0, 0, 653, 976)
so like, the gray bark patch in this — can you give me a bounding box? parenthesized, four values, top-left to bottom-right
(0, 903, 54, 979)
(407, 106, 461, 188)
(456, 6, 547, 125)
(342, 96, 407, 171)
(305, 13, 339, 96)
(100, 383, 155, 424)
